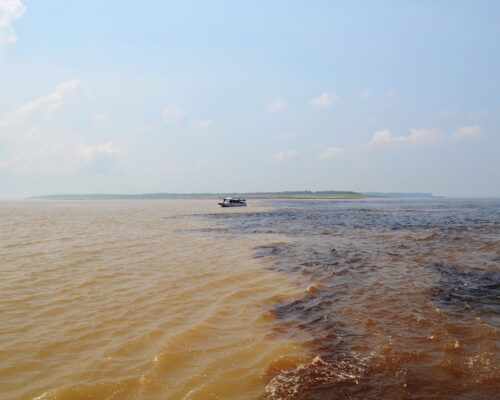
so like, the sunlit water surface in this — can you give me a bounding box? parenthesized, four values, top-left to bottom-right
(1, 198, 499, 399)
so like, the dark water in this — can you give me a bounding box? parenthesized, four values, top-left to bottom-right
(200, 198, 500, 399)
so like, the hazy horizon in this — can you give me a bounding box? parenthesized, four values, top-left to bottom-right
(3, 188, 500, 201)
(1, 1, 499, 198)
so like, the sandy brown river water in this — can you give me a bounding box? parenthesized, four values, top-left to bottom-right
(0, 198, 499, 399)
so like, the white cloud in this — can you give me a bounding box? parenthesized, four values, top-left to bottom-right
(267, 99, 285, 113)
(0, 79, 84, 135)
(195, 120, 214, 128)
(405, 128, 443, 144)
(162, 105, 185, 123)
(77, 142, 118, 172)
(369, 128, 444, 146)
(369, 129, 393, 146)
(360, 88, 371, 99)
(318, 146, 346, 160)
(78, 142, 118, 164)
(387, 89, 398, 97)
(0, 0, 26, 53)
(0, 79, 120, 176)
(279, 131, 297, 140)
(274, 150, 297, 162)
(453, 126, 482, 140)
(310, 92, 338, 108)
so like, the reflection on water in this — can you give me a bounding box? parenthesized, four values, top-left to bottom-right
(201, 198, 500, 399)
(0, 198, 498, 399)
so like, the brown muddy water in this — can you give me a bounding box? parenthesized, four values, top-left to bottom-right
(0, 198, 499, 399)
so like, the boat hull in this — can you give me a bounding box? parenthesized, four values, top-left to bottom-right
(218, 203, 246, 207)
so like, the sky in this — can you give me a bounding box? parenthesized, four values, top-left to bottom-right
(0, 0, 499, 198)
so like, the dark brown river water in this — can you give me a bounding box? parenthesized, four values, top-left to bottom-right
(200, 198, 500, 399)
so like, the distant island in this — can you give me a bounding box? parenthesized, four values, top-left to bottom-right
(28, 191, 439, 200)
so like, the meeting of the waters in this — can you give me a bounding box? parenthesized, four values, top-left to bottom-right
(1, 198, 499, 399)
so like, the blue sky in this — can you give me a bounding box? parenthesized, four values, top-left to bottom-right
(0, 0, 499, 198)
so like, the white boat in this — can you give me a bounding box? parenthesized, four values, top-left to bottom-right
(218, 197, 247, 207)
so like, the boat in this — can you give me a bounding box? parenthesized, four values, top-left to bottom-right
(218, 197, 247, 207)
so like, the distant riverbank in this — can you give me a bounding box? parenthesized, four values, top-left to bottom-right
(27, 191, 438, 201)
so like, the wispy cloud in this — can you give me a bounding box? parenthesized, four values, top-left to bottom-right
(369, 128, 444, 146)
(78, 142, 119, 172)
(162, 105, 185, 123)
(310, 92, 338, 108)
(405, 128, 444, 144)
(453, 126, 482, 140)
(369, 129, 393, 146)
(0, 79, 84, 136)
(195, 120, 214, 128)
(79, 142, 118, 164)
(0, 0, 26, 54)
(274, 150, 297, 162)
(318, 146, 346, 159)
(0, 79, 120, 175)
(267, 98, 285, 113)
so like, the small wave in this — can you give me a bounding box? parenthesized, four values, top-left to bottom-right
(265, 353, 373, 399)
